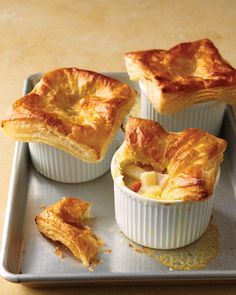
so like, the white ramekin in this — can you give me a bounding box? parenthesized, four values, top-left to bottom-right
(111, 148, 219, 249)
(29, 136, 120, 183)
(139, 82, 226, 136)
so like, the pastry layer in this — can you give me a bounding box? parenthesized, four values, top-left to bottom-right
(35, 197, 103, 267)
(114, 117, 227, 201)
(1, 68, 136, 162)
(125, 39, 236, 114)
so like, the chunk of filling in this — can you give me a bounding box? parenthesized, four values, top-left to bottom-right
(123, 164, 169, 199)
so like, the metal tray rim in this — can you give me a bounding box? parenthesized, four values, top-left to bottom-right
(0, 142, 24, 282)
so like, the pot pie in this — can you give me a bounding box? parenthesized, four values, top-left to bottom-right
(124, 39, 236, 114)
(113, 117, 226, 201)
(35, 197, 103, 267)
(1, 68, 136, 163)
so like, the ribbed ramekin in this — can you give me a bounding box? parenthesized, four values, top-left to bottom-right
(111, 148, 219, 249)
(29, 137, 119, 183)
(139, 82, 226, 136)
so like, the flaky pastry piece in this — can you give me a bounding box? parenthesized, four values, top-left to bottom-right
(125, 39, 236, 114)
(35, 197, 103, 267)
(1, 68, 136, 162)
(113, 117, 227, 201)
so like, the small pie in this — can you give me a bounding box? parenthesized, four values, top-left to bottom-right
(113, 117, 227, 201)
(1, 68, 136, 162)
(124, 39, 236, 114)
(35, 197, 103, 267)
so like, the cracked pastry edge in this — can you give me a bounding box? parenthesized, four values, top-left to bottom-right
(112, 117, 227, 202)
(35, 197, 104, 267)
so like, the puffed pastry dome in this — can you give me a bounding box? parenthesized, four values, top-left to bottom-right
(125, 39, 236, 114)
(1, 68, 136, 162)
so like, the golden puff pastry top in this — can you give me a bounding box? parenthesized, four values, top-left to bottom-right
(125, 39, 236, 114)
(1, 68, 136, 162)
(113, 117, 227, 201)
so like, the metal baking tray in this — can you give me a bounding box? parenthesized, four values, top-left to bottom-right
(1, 72, 236, 286)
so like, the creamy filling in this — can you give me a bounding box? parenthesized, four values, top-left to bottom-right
(123, 164, 169, 199)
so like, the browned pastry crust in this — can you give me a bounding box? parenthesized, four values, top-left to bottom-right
(115, 117, 227, 201)
(125, 39, 236, 114)
(1, 68, 136, 162)
(35, 197, 103, 267)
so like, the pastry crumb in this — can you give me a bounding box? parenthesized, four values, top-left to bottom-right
(103, 248, 112, 254)
(89, 257, 103, 271)
(55, 246, 64, 259)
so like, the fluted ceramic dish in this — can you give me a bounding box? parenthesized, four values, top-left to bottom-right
(29, 137, 119, 183)
(111, 145, 220, 249)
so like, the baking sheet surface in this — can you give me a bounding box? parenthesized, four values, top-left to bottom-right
(1, 73, 236, 284)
